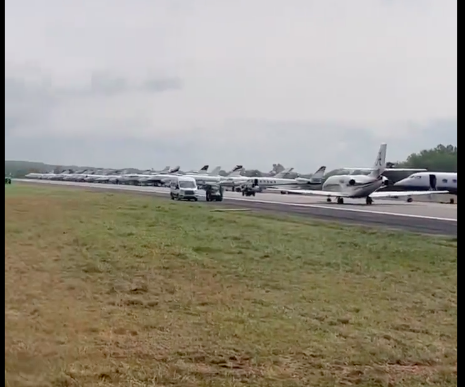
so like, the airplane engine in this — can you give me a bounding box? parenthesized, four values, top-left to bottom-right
(382, 178, 390, 186)
(348, 179, 356, 186)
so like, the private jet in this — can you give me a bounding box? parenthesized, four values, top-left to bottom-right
(278, 143, 450, 205)
(220, 165, 296, 192)
(135, 166, 183, 186)
(24, 172, 44, 179)
(241, 166, 327, 196)
(394, 172, 457, 195)
(120, 166, 181, 185)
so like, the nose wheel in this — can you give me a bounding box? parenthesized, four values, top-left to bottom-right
(366, 196, 373, 205)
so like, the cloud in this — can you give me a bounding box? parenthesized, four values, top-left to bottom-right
(5, 0, 457, 171)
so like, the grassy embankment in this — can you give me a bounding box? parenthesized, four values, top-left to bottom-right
(5, 184, 457, 386)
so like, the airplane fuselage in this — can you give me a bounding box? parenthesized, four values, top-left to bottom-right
(244, 177, 325, 190)
(394, 172, 457, 195)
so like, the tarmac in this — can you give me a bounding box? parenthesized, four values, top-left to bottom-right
(14, 179, 457, 236)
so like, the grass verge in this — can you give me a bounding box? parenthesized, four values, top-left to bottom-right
(5, 184, 457, 386)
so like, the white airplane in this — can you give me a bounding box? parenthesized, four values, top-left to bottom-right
(184, 166, 224, 186)
(92, 166, 171, 184)
(241, 166, 327, 196)
(394, 172, 457, 195)
(214, 165, 247, 190)
(135, 166, 183, 186)
(279, 143, 450, 205)
(24, 172, 44, 179)
(221, 166, 296, 192)
(45, 170, 74, 180)
(119, 166, 180, 185)
(175, 164, 243, 189)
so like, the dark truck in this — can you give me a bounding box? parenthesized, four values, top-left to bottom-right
(205, 184, 224, 202)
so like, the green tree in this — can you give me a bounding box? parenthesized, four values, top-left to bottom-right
(396, 144, 457, 172)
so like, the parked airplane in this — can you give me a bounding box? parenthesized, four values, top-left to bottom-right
(278, 143, 450, 205)
(214, 165, 247, 191)
(120, 166, 181, 185)
(180, 165, 239, 188)
(46, 170, 74, 180)
(134, 166, 184, 186)
(241, 166, 327, 196)
(24, 172, 44, 179)
(220, 165, 298, 192)
(394, 172, 457, 195)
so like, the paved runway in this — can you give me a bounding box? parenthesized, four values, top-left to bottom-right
(14, 179, 457, 236)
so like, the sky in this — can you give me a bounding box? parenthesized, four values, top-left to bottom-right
(5, 0, 457, 172)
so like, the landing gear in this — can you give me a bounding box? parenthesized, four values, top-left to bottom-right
(337, 197, 344, 204)
(407, 197, 413, 203)
(327, 198, 332, 203)
(366, 196, 373, 205)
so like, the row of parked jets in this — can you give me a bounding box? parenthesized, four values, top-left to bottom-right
(24, 143, 456, 205)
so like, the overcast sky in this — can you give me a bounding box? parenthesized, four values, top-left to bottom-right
(5, 0, 457, 172)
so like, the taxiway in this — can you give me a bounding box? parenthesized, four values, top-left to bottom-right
(14, 179, 457, 236)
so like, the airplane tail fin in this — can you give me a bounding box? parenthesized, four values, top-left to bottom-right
(369, 143, 387, 178)
(169, 166, 180, 173)
(160, 166, 170, 173)
(274, 167, 293, 178)
(209, 166, 221, 176)
(227, 165, 243, 177)
(198, 164, 209, 173)
(310, 166, 326, 183)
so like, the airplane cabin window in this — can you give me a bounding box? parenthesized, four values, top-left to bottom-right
(453, 179, 457, 183)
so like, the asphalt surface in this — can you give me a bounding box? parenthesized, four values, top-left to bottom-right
(14, 179, 457, 236)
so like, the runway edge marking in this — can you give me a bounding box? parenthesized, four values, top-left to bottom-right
(15, 179, 457, 223)
(226, 197, 457, 222)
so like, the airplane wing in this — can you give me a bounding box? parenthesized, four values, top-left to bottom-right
(370, 190, 450, 198)
(277, 189, 351, 197)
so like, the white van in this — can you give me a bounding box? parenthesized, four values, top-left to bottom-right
(170, 176, 199, 201)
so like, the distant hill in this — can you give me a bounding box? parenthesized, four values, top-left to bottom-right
(5, 160, 97, 177)
(5, 160, 152, 178)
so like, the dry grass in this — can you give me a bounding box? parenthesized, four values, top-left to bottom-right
(5, 184, 457, 387)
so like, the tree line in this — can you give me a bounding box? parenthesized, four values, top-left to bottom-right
(393, 144, 457, 172)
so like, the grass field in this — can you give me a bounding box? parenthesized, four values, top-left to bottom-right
(5, 184, 457, 386)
